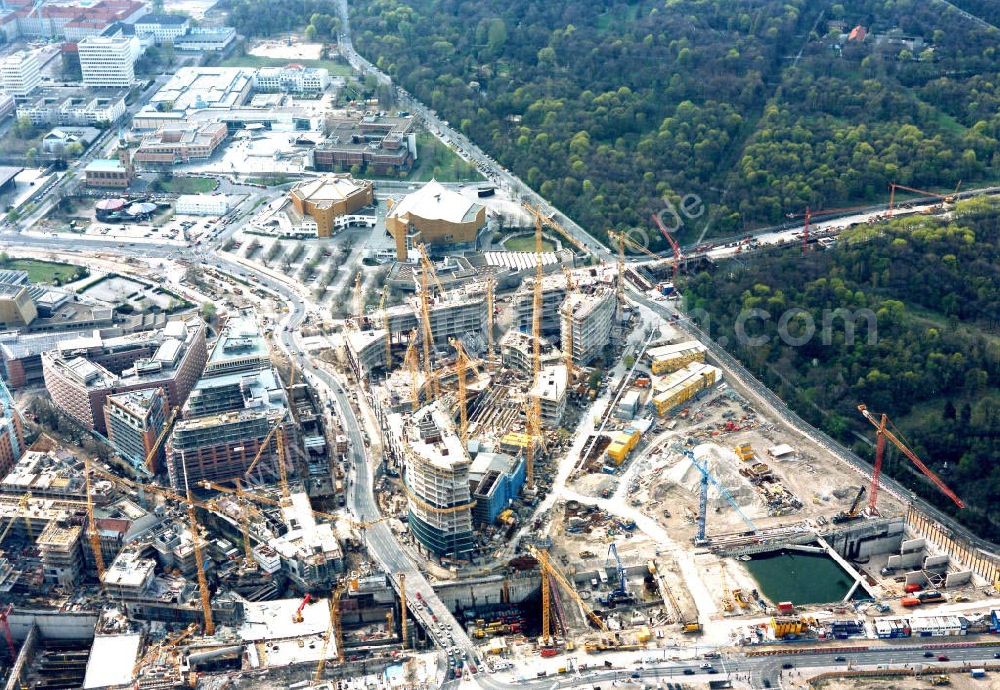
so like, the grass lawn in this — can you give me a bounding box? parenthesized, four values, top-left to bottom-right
(219, 54, 355, 77)
(156, 177, 217, 194)
(3, 259, 83, 284)
(503, 235, 556, 252)
(406, 132, 483, 183)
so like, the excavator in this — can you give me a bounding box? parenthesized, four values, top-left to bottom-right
(832, 486, 866, 524)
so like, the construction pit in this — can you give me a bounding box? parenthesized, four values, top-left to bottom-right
(521, 373, 998, 658)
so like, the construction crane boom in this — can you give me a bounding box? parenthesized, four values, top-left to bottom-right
(684, 450, 756, 544)
(857, 404, 965, 512)
(485, 276, 496, 369)
(528, 545, 606, 634)
(398, 573, 407, 650)
(416, 246, 440, 400)
(403, 329, 420, 409)
(651, 213, 683, 282)
(142, 404, 179, 474)
(888, 181, 961, 217)
(787, 204, 875, 254)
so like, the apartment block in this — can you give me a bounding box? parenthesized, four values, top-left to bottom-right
(400, 404, 475, 559)
(105, 387, 168, 473)
(78, 34, 140, 87)
(560, 287, 616, 366)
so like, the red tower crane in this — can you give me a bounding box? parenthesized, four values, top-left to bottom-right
(650, 213, 682, 282)
(787, 204, 874, 254)
(857, 404, 965, 515)
(0, 605, 15, 660)
(293, 593, 313, 623)
(887, 182, 961, 218)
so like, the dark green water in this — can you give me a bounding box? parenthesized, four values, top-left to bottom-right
(743, 550, 855, 606)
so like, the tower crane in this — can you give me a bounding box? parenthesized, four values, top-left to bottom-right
(450, 338, 471, 446)
(888, 181, 961, 217)
(182, 457, 214, 635)
(786, 204, 876, 254)
(684, 450, 756, 545)
(857, 404, 965, 515)
(84, 458, 105, 581)
(380, 284, 392, 368)
(560, 267, 576, 384)
(651, 213, 683, 283)
(313, 582, 346, 684)
(485, 276, 496, 370)
(528, 545, 606, 652)
(521, 203, 590, 257)
(398, 573, 407, 650)
(526, 213, 544, 489)
(402, 329, 421, 408)
(416, 245, 440, 400)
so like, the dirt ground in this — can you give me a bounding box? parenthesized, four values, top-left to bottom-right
(813, 674, 1000, 690)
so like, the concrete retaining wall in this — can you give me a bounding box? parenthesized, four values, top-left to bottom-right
(8, 610, 96, 641)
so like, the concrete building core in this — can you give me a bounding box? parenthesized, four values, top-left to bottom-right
(401, 403, 475, 559)
(529, 363, 568, 427)
(386, 180, 486, 261)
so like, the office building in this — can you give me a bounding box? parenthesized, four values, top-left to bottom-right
(0, 379, 24, 479)
(175, 194, 231, 216)
(165, 315, 292, 489)
(383, 287, 487, 345)
(386, 180, 486, 261)
(269, 492, 343, 590)
(469, 451, 525, 525)
(37, 520, 83, 587)
(105, 388, 169, 473)
(133, 13, 189, 43)
(560, 287, 616, 366)
(343, 329, 388, 382)
(78, 34, 140, 87)
(173, 27, 237, 52)
(0, 50, 41, 98)
(41, 318, 207, 434)
(499, 331, 561, 376)
(400, 403, 475, 559)
(513, 275, 568, 337)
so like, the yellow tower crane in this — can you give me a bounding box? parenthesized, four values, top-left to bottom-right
(380, 284, 392, 368)
(142, 404, 179, 474)
(528, 545, 607, 651)
(234, 479, 257, 571)
(183, 470, 214, 636)
(403, 329, 420, 409)
(485, 275, 496, 370)
(525, 214, 545, 489)
(84, 457, 105, 581)
(416, 246, 440, 400)
(313, 582, 346, 684)
(450, 338, 470, 446)
(398, 573, 407, 650)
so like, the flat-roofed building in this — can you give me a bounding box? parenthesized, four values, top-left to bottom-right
(78, 34, 140, 88)
(255, 64, 329, 93)
(386, 180, 485, 261)
(41, 318, 207, 434)
(84, 149, 133, 188)
(560, 287, 616, 366)
(312, 113, 415, 176)
(133, 13, 190, 43)
(529, 363, 567, 427)
(0, 50, 41, 98)
(134, 122, 228, 166)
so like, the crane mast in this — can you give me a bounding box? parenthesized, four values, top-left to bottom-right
(84, 457, 105, 581)
(485, 276, 496, 370)
(451, 338, 470, 446)
(527, 215, 544, 488)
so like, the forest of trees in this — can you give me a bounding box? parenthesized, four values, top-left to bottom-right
(351, 0, 1000, 246)
(684, 197, 1000, 539)
(222, 0, 340, 37)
